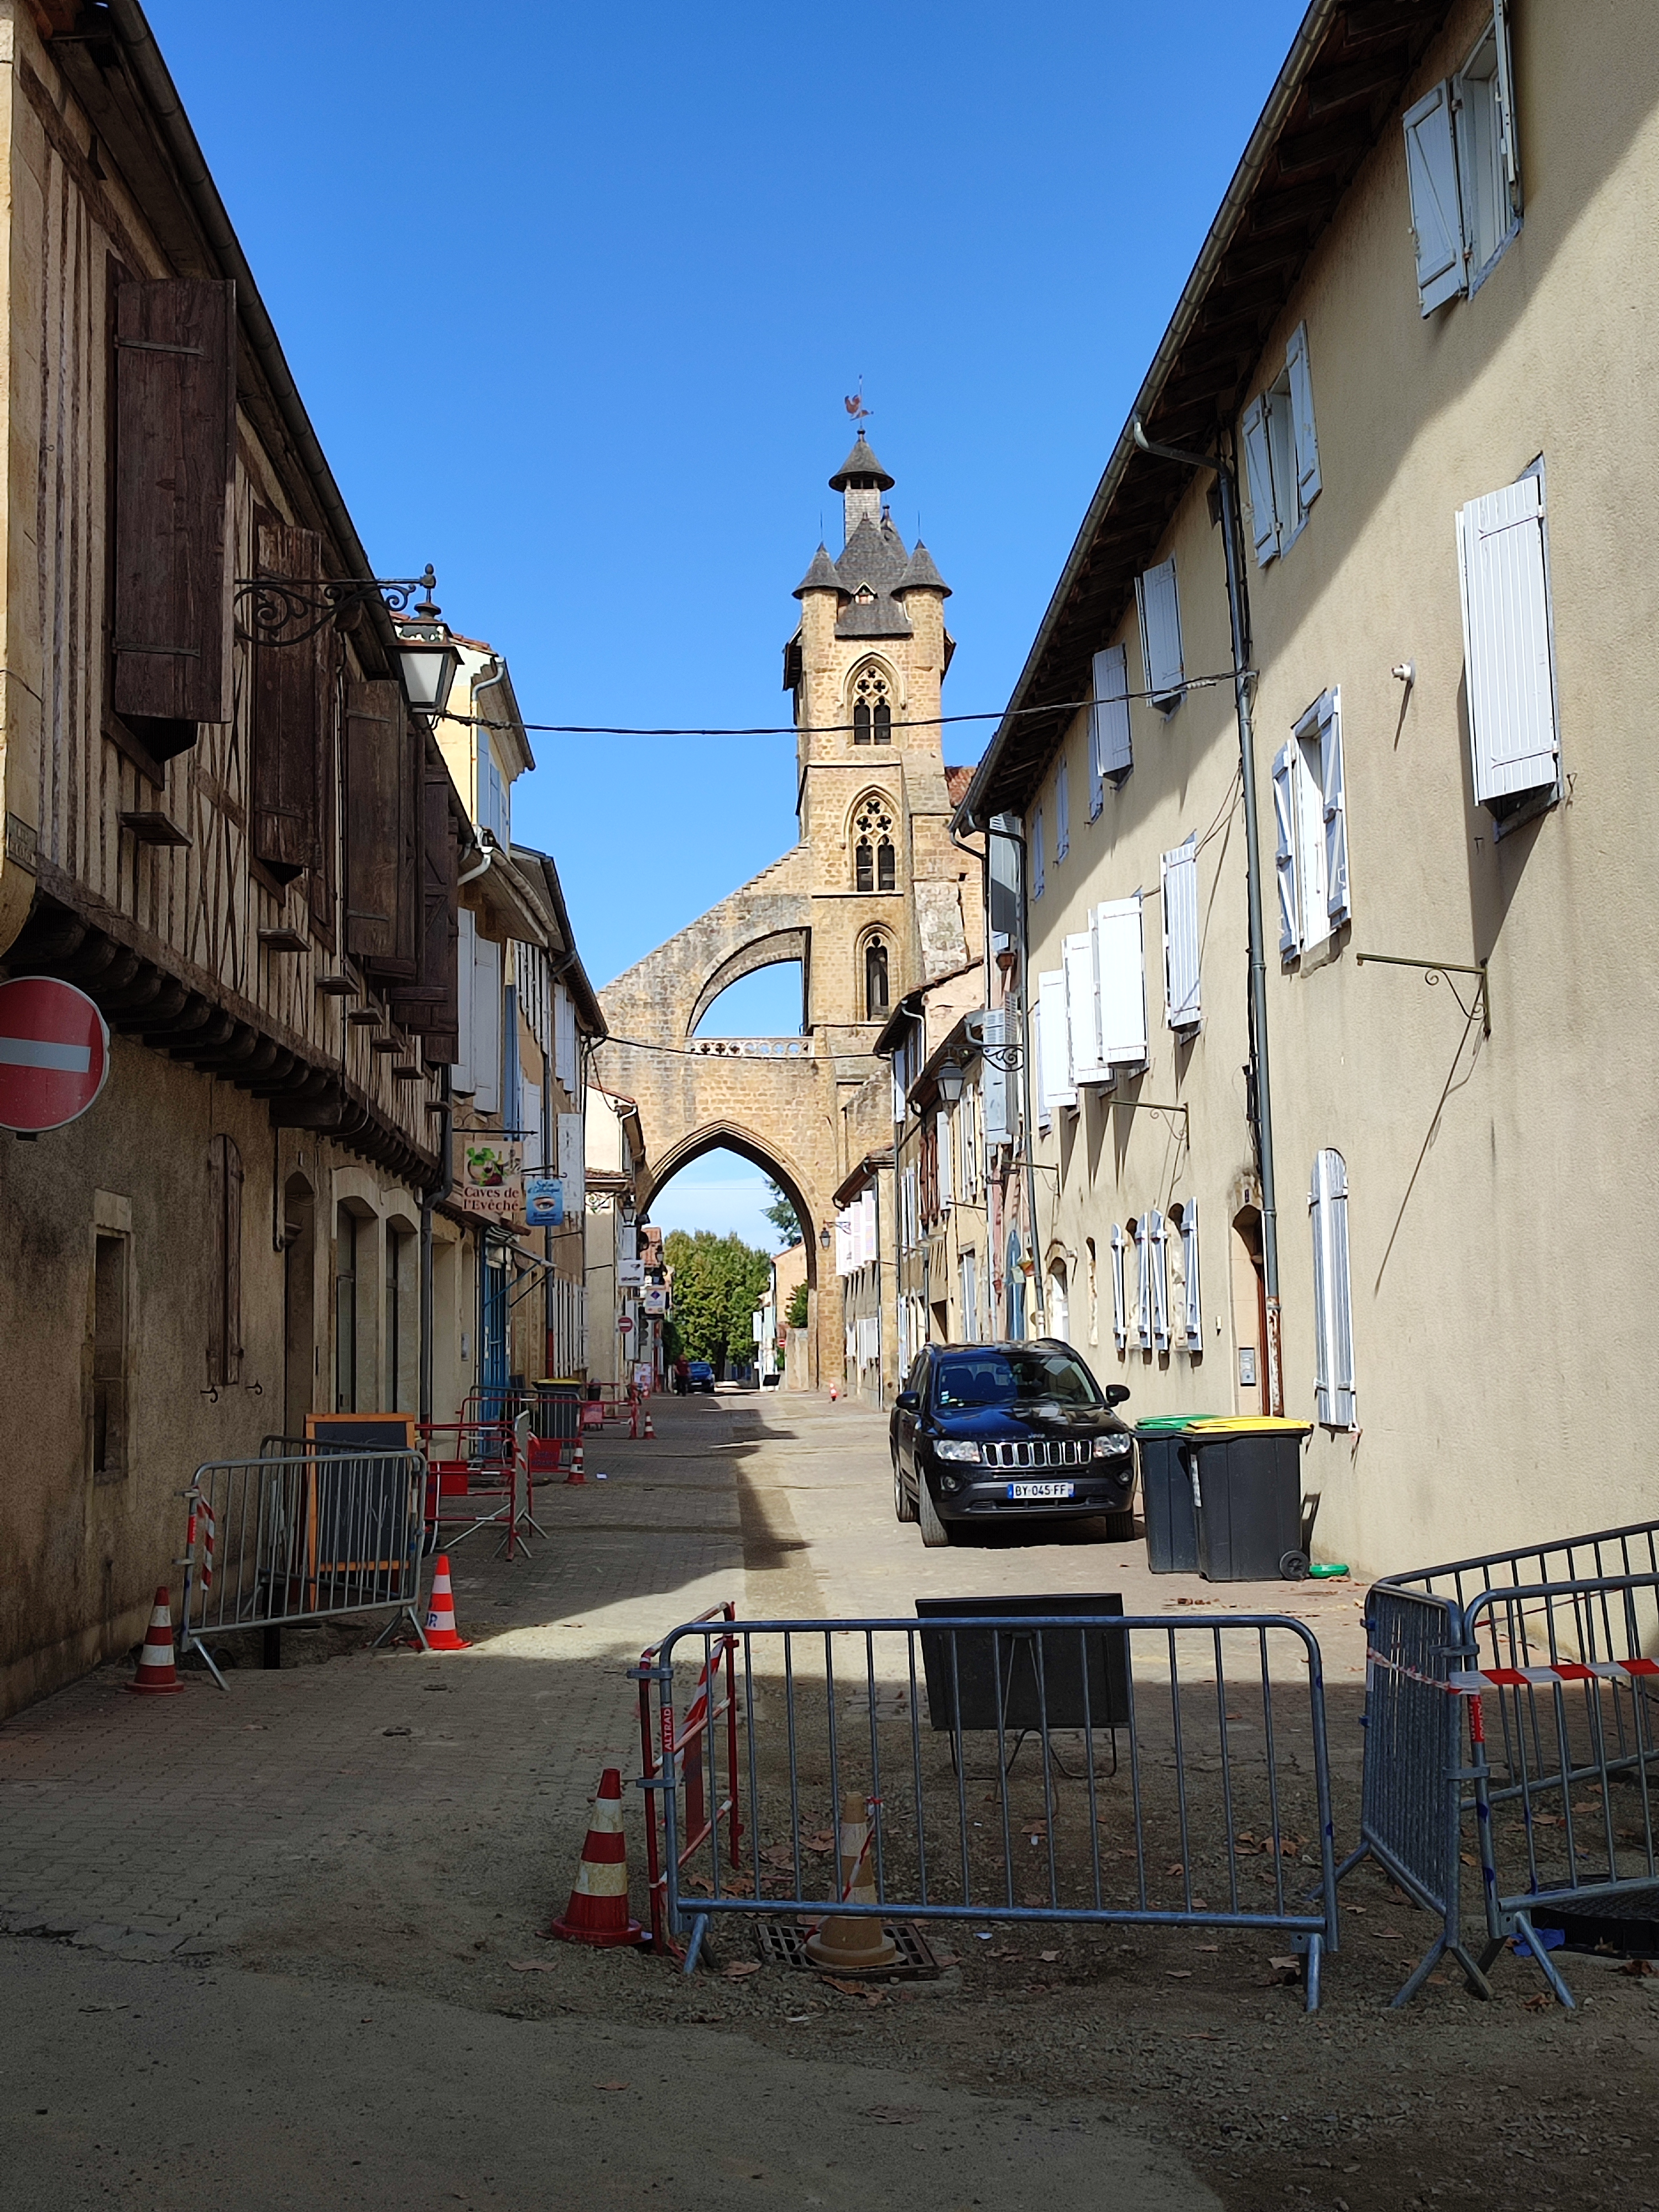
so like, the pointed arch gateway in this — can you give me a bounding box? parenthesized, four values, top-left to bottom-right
(640, 1121, 825, 1297)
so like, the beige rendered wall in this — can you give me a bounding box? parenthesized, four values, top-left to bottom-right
(1022, 0, 1659, 1578)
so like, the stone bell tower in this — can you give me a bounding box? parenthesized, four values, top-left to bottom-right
(784, 434, 974, 1047)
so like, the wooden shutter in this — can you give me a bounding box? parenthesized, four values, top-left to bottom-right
(1161, 833, 1201, 1030)
(1036, 969, 1072, 1126)
(1241, 396, 1280, 565)
(1311, 1150, 1356, 1427)
(1272, 743, 1300, 957)
(1285, 324, 1321, 510)
(988, 814, 1021, 944)
(392, 758, 462, 1056)
(1094, 896, 1147, 1067)
(345, 680, 404, 962)
(1491, 0, 1521, 215)
(1147, 1209, 1170, 1353)
(1457, 472, 1560, 811)
(557, 1112, 586, 1211)
(1133, 1217, 1150, 1349)
(1110, 1224, 1128, 1350)
(1063, 930, 1105, 1087)
(1403, 84, 1465, 314)
(1031, 805, 1046, 900)
(251, 515, 325, 883)
(1089, 643, 1131, 800)
(453, 906, 476, 1093)
(111, 278, 237, 752)
(1318, 690, 1350, 927)
(1135, 557, 1184, 709)
(208, 1133, 242, 1388)
(980, 1007, 1011, 1146)
(1055, 762, 1070, 860)
(472, 931, 502, 1114)
(307, 663, 340, 943)
(1181, 1201, 1202, 1352)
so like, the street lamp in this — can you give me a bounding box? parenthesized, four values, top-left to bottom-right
(819, 1226, 832, 1250)
(395, 591, 461, 719)
(936, 1056, 965, 1105)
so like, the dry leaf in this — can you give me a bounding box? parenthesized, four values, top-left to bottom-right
(1460, 1853, 1478, 1867)
(933, 1952, 957, 1966)
(507, 1960, 560, 1974)
(1619, 1958, 1656, 1978)
(1267, 1955, 1301, 1971)
(864, 2106, 925, 2124)
(1198, 1945, 1219, 1954)
(821, 1976, 870, 1996)
(1040, 1949, 1060, 1963)
(723, 1961, 762, 1979)
(1522, 1992, 1551, 2012)
(596, 2080, 630, 2091)
(1165, 1863, 1185, 1877)
(1167, 1969, 1193, 1979)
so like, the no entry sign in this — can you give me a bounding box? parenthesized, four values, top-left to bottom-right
(0, 976, 111, 1133)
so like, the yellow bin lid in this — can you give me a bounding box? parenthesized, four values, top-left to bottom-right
(1184, 1416, 1312, 1434)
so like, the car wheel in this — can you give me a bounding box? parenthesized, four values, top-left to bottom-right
(893, 1453, 917, 1524)
(1100, 1507, 1138, 1543)
(917, 1474, 952, 1548)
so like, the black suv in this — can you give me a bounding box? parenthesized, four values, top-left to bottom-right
(890, 1341, 1133, 1548)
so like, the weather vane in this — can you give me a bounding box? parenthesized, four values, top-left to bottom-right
(843, 379, 870, 425)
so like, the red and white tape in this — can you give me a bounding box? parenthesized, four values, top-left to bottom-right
(1368, 1648, 1659, 1696)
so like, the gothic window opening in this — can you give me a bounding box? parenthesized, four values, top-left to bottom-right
(865, 937, 890, 1021)
(851, 664, 893, 745)
(852, 796, 896, 894)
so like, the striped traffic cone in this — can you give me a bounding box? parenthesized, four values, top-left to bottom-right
(643, 1410, 655, 1441)
(422, 1556, 471, 1651)
(566, 1440, 586, 1486)
(547, 1767, 645, 1947)
(805, 1791, 899, 1971)
(127, 1587, 185, 1695)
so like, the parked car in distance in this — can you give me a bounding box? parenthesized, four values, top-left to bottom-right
(687, 1360, 716, 1393)
(890, 1341, 1134, 1548)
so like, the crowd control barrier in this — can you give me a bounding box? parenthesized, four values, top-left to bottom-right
(178, 1448, 429, 1689)
(1344, 1517, 1659, 2006)
(635, 1609, 1340, 2008)
(418, 1411, 543, 1560)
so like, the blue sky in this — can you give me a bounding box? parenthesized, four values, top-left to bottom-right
(147, 0, 1307, 1246)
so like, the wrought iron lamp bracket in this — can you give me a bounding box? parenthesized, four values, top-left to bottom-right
(233, 566, 438, 648)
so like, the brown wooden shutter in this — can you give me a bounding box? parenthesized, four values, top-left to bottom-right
(208, 1134, 243, 1388)
(251, 513, 325, 883)
(111, 278, 237, 756)
(307, 661, 341, 945)
(345, 680, 403, 963)
(391, 758, 461, 1044)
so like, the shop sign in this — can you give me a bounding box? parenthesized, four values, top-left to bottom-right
(454, 1136, 523, 1219)
(525, 1175, 564, 1227)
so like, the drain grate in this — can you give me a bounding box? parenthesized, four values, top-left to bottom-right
(754, 1917, 941, 1980)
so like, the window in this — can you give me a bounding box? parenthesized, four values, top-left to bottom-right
(1241, 322, 1321, 565)
(1310, 1150, 1356, 1427)
(1457, 464, 1559, 827)
(91, 1231, 129, 1482)
(208, 1134, 243, 1389)
(1089, 644, 1132, 806)
(1055, 761, 1070, 862)
(1135, 557, 1184, 712)
(1273, 689, 1349, 962)
(864, 938, 889, 1021)
(1161, 833, 1201, 1031)
(851, 662, 893, 744)
(1031, 805, 1046, 899)
(1110, 1224, 1128, 1352)
(1402, 3, 1520, 315)
(335, 1207, 360, 1412)
(853, 795, 896, 893)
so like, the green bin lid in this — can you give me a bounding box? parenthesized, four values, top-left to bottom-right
(1134, 1415, 1215, 1433)
(1183, 1416, 1312, 1434)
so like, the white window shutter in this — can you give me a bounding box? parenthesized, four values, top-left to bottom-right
(1403, 83, 1465, 314)
(1272, 745, 1300, 958)
(1147, 1209, 1170, 1353)
(453, 906, 476, 1093)
(1160, 833, 1201, 1030)
(472, 931, 502, 1114)
(1181, 1201, 1202, 1352)
(979, 1008, 1010, 1145)
(1135, 557, 1185, 709)
(1089, 643, 1132, 796)
(1492, 0, 1521, 213)
(1134, 1217, 1150, 1350)
(937, 1110, 952, 1210)
(1319, 689, 1350, 927)
(1037, 969, 1073, 1124)
(1241, 396, 1280, 565)
(1031, 805, 1046, 900)
(1457, 472, 1560, 810)
(1110, 1224, 1127, 1351)
(557, 1112, 586, 1213)
(1055, 763, 1070, 861)
(1094, 895, 1148, 1067)
(1285, 323, 1321, 509)
(1310, 1149, 1355, 1427)
(1063, 930, 1105, 1086)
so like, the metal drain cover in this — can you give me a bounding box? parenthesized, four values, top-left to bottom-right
(755, 1918, 941, 1980)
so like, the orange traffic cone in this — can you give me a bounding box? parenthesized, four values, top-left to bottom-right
(805, 1791, 899, 1971)
(548, 1767, 645, 1947)
(643, 1411, 655, 1441)
(422, 1556, 471, 1651)
(566, 1440, 586, 1485)
(127, 1587, 185, 1695)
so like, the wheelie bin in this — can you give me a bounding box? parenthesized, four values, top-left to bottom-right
(1181, 1417, 1312, 1581)
(1135, 1415, 1217, 1574)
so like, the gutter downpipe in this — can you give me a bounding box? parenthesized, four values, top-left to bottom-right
(1131, 419, 1282, 1413)
(419, 1069, 453, 1427)
(973, 817, 1042, 1339)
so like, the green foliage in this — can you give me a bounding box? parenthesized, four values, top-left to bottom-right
(662, 1229, 773, 1368)
(763, 1179, 802, 1248)
(785, 1281, 810, 1329)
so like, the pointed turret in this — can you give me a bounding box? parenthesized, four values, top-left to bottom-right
(793, 544, 846, 598)
(894, 540, 951, 598)
(830, 433, 896, 546)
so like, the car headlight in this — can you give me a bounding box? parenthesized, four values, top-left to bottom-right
(1092, 1434, 1133, 1459)
(933, 1439, 982, 1465)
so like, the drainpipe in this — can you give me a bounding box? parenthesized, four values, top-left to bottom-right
(1131, 419, 1282, 1412)
(419, 1067, 453, 1426)
(972, 817, 1042, 1337)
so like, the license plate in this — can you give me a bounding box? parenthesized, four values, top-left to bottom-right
(1006, 1480, 1075, 1501)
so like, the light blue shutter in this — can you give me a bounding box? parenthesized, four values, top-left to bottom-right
(1493, 0, 1521, 216)
(1063, 930, 1104, 1086)
(1285, 323, 1321, 509)
(979, 1008, 1010, 1145)
(1135, 557, 1184, 710)
(1161, 833, 1201, 1030)
(1319, 689, 1350, 927)
(1241, 395, 1279, 565)
(1147, 1209, 1169, 1353)
(988, 814, 1021, 948)
(1403, 82, 1465, 314)
(1089, 643, 1132, 796)
(1310, 1150, 1355, 1427)
(473, 931, 502, 1114)
(1110, 1224, 1128, 1350)
(454, 906, 476, 1093)
(1055, 762, 1070, 861)
(1456, 472, 1559, 810)
(1272, 744, 1300, 957)
(1181, 1201, 1202, 1352)
(1031, 805, 1046, 900)
(1095, 895, 1148, 1067)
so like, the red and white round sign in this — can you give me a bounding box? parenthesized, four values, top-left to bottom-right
(0, 976, 111, 1133)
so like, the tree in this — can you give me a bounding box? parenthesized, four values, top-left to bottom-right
(785, 1281, 809, 1329)
(662, 1229, 774, 1371)
(762, 1179, 803, 1248)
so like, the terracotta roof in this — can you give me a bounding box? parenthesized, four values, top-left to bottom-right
(944, 765, 975, 807)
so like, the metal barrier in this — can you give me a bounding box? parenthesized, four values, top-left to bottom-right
(636, 1611, 1340, 2008)
(1343, 1518, 1659, 2006)
(178, 1450, 429, 1689)
(418, 1411, 542, 1560)
(633, 1603, 742, 1955)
